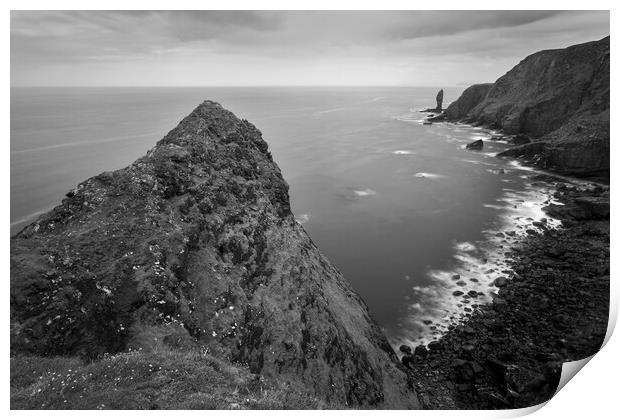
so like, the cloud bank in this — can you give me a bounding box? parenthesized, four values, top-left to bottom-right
(11, 10, 610, 86)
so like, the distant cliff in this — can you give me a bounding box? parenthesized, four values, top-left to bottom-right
(444, 84, 493, 120)
(10, 101, 418, 408)
(445, 36, 609, 179)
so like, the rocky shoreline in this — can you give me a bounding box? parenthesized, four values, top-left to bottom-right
(396, 119, 566, 348)
(401, 177, 609, 409)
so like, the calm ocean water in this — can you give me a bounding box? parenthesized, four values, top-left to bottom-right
(10, 87, 558, 346)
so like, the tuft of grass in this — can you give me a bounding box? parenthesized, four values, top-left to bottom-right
(10, 349, 339, 410)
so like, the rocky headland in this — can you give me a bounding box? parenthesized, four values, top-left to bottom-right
(11, 37, 610, 411)
(411, 36, 610, 409)
(10, 101, 418, 409)
(428, 36, 609, 181)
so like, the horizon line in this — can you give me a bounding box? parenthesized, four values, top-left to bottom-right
(11, 84, 472, 89)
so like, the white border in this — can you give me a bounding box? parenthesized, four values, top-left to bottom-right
(4, 2, 616, 419)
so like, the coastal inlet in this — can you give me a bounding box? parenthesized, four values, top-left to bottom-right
(391, 110, 563, 347)
(8, 86, 583, 352)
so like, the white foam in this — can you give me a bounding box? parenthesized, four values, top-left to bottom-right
(352, 188, 377, 197)
(393, 150, 415, 155)
(455, 242, 477, 252)
(388, 117, 570, 348)
(295, 214, 310, 225)
(483, 204, 504, 209)
(393, 114, 424, 123)
(509, 160, 535, 171)
(392, 180, 563, 347)
(414, 172, 445, 179)
(10, 207, 53, 228)
(313, 107, 347, 116)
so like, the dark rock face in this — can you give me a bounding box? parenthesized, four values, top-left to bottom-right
(465, 139, 484, 150)
(436, 89, 444, 112)
(421, 89, 445, 113)
(10, 101, 418, 408)
(444, 84, 493, 120)
(573, 196, 610, 220)
(497, 141, 545, 159)
(446, 36, 609, 179)
(509, 134, 531, 146)
(535, 110, 609, 179)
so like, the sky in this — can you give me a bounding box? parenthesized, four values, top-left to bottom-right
(10, 10, 610, 87)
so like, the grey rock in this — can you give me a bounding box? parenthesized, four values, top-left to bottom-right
(10, 100, 418, 409)
(399, 344, 412, 354)
(466, 139, 484, 150)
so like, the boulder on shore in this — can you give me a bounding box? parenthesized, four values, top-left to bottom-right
(466, 139, 484, 150)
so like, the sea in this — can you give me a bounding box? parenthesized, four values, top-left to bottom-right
(10, 86, 562, 347)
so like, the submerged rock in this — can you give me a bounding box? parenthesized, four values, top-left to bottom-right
(10, 101, 418, 408)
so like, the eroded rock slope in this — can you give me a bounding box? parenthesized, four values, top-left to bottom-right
(445, 36, 610, 179)
(10, 101, 418, 408)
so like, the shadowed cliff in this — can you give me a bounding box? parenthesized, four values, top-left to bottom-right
(10, 101, 418, 408)
(444, 36, 609, 180)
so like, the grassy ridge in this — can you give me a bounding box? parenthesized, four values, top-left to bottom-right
(11, 349, 337, 410)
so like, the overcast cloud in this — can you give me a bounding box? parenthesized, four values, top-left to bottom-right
(10, 10, 610, 86)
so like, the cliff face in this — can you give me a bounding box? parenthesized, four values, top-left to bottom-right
(10, 101, 418, 408)
(446, 36, 609, 179)
(444, 84, 493, 120)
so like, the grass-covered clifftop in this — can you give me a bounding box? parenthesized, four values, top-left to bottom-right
(11, 350, 339, 409)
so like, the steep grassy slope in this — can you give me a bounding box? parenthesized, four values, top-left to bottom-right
(11, 350, 338, 409)
(11, 101, 418, 409)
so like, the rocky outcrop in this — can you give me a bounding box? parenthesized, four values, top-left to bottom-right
(422, 89, 445, 113)
(496, 141, 545, 159)
(436, 89, 444, 112)
(509, 134, 531, 146)
(10, 101, 418, 408)
(465, 139, 483, 150)
(446, 37, 609, 179)
(444, 84, 493, 120)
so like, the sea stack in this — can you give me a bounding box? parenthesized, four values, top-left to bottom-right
(436, 89, 444, 112)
